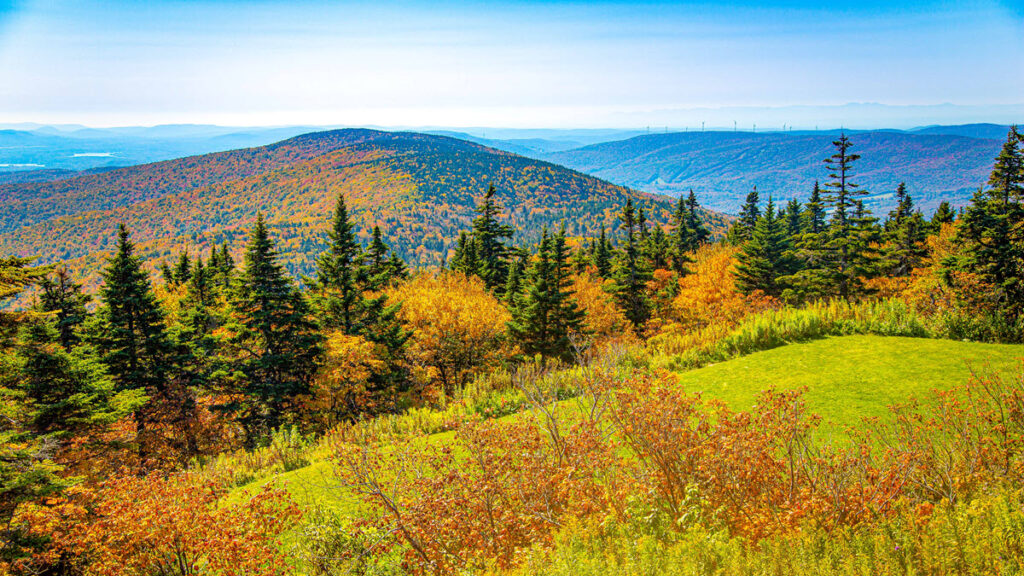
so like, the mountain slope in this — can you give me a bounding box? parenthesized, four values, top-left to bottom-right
(545, 130, 1004, 213)
(1, 129, 727, 290)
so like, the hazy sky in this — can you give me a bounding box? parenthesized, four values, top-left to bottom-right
(0, 0, 1021, 128)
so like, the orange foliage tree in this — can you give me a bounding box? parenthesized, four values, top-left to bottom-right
(569, 273, 633, 347)
(389, 271, 511, 396)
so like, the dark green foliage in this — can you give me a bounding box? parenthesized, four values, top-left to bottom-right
(931, 201, 956, 228)
(733, 197, 797, 297)
(611, 199, 653, 329)
(360, 226, 408, 291)
(685, 190, 711, 248)
(883, 184, 928, 277)
(311, 196, 361, 333)
(509, 226, 585, 361)
(450, 231, 480, 277)
(225, 214, 323, 443)
(36, 267, 90, 350)
(801, 182, 826, 234)
(670, 195, 695, 277)
(729, 187, 761, 244)
(470, 184, 515, 293)
(92, 224, 173, 396)
(951, 127, 1024, 319)
(173, 250, 192, 285)
(784, 198, 802, 237)
(593, 227, 613, 279)
(504, 247, 529, 306)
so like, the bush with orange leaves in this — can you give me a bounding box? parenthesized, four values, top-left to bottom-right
(337, 416, 619, 573)
(14, 471, 300, 576)
(389, 271, 512, 396)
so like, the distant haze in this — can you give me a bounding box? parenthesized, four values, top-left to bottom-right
(0, 0, 1021, 128)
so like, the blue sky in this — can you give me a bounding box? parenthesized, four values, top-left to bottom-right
(0, 0, 1021, 128)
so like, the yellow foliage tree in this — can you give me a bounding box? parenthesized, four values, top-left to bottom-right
(389, 271, 511, 396)
(313, 332, 387, 424)
(569, 273, 633, 347)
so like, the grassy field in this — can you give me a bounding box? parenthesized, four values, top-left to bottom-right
(675, 335, 1024, 429)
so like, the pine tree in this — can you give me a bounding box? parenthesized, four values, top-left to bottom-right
(733, 197, 796, 297)
(503, 247, 529, 307)
(36, 267, 90, 350)
(821, 134, 876, 299)
(646, 225, 670, 270)
(611, 199, 653, 329)
(470, 184, 515, 292)
(885, 182, 913, 232)
(450, 231, 480, 277)
(226, 214, 323, 442)
(360, 225, 407, 291)
(953, 126, 1024, 318)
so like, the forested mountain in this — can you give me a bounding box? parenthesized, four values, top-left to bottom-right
(544, 130, 1004, 213)
(0, 129, 725, 290)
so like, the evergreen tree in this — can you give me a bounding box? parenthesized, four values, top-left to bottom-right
(611, 199, 653, 329)
(311, 195, 361, 332)
(360, 225, 407, 291)
(952, 126, 1024, 318)
(685, 190, 710, 249)
(821, 134, 876, 299)
(729, 187, 761, 244)
(508, 226, 585, 361)
(784, 198, 802, 237)
(801, 181, 826, 234)
(733, 197, 797, 297)
(36, 267, 90, 350)
(470, 184, 515, 292)
(92, 224, 172, 396)
(89, 224, 175, 458)
(173, 250, 192, 285)
(931, 201, 956, 228)
(593, 226, 613, 279)
(226, 214, 323, 442)
(670, 195, 695, 276)
(646, 224, 670, 270)
(503, 246, 529, 306)
(450, 231, 480, 277)
(885, 182, 913, 232)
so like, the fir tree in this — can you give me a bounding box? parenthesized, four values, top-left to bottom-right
(801, 181, 826, 234)
(733, 197, 797, 297)
(952, 126, 1024, 318)
(226, 214, 323, 442)
(173, 250, 192, 285)
(503, 247, 529, 307)
(670, 196, 694, 276)
(931, 201, 956, 228)
(360, 225, 407, 291)
(729, 187, 761, 244)
(470, 184, 515, 292)
(593, 226, 613, 279)
(784, 198, 802, 237)
(508, 226, 585, 361)
(685, 190, 710, 249)
(450, 231, 480, 277)
(36, 267, 90, 350)
(311, 195, 361, 332)
(611, 199, 653, 329)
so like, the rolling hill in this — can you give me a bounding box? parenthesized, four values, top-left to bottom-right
(0, 129, 727, 291)
(544, 130, 1006, 214)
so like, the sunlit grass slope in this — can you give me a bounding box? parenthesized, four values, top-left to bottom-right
(675, 335, 1023, 428)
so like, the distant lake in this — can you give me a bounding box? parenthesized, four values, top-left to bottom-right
(72, 152, 115, 157)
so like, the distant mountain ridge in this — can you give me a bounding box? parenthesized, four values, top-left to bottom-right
(0, 129, 727, 292)
(543, 129, 1008, 213)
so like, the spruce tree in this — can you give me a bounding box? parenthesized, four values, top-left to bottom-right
(593, 226, 613, 279)
(450, 231, 480, 277)
(729, 187, 761, 244)
(821, 134, 876, 299)
(733, 197, 796, 297)
(670, 195, 694, 276)
(611, 199, 653, 329)
(93, 224, 172, 396)
(360, 225, 407, 291)
(685, 190, 710, 249)
(226, 214, 322, 442)
(801, 181, 826, 234)
(36, 267, 90, 350)
(931, 201, 956, 228)
(952, 126, 1024, 318)
(311, 195, 361, 332)
(173, 250, 192, 285)
(470, 184, 514, 292)
(509, 227, 585, 361)
(784, 198, 802, 237)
